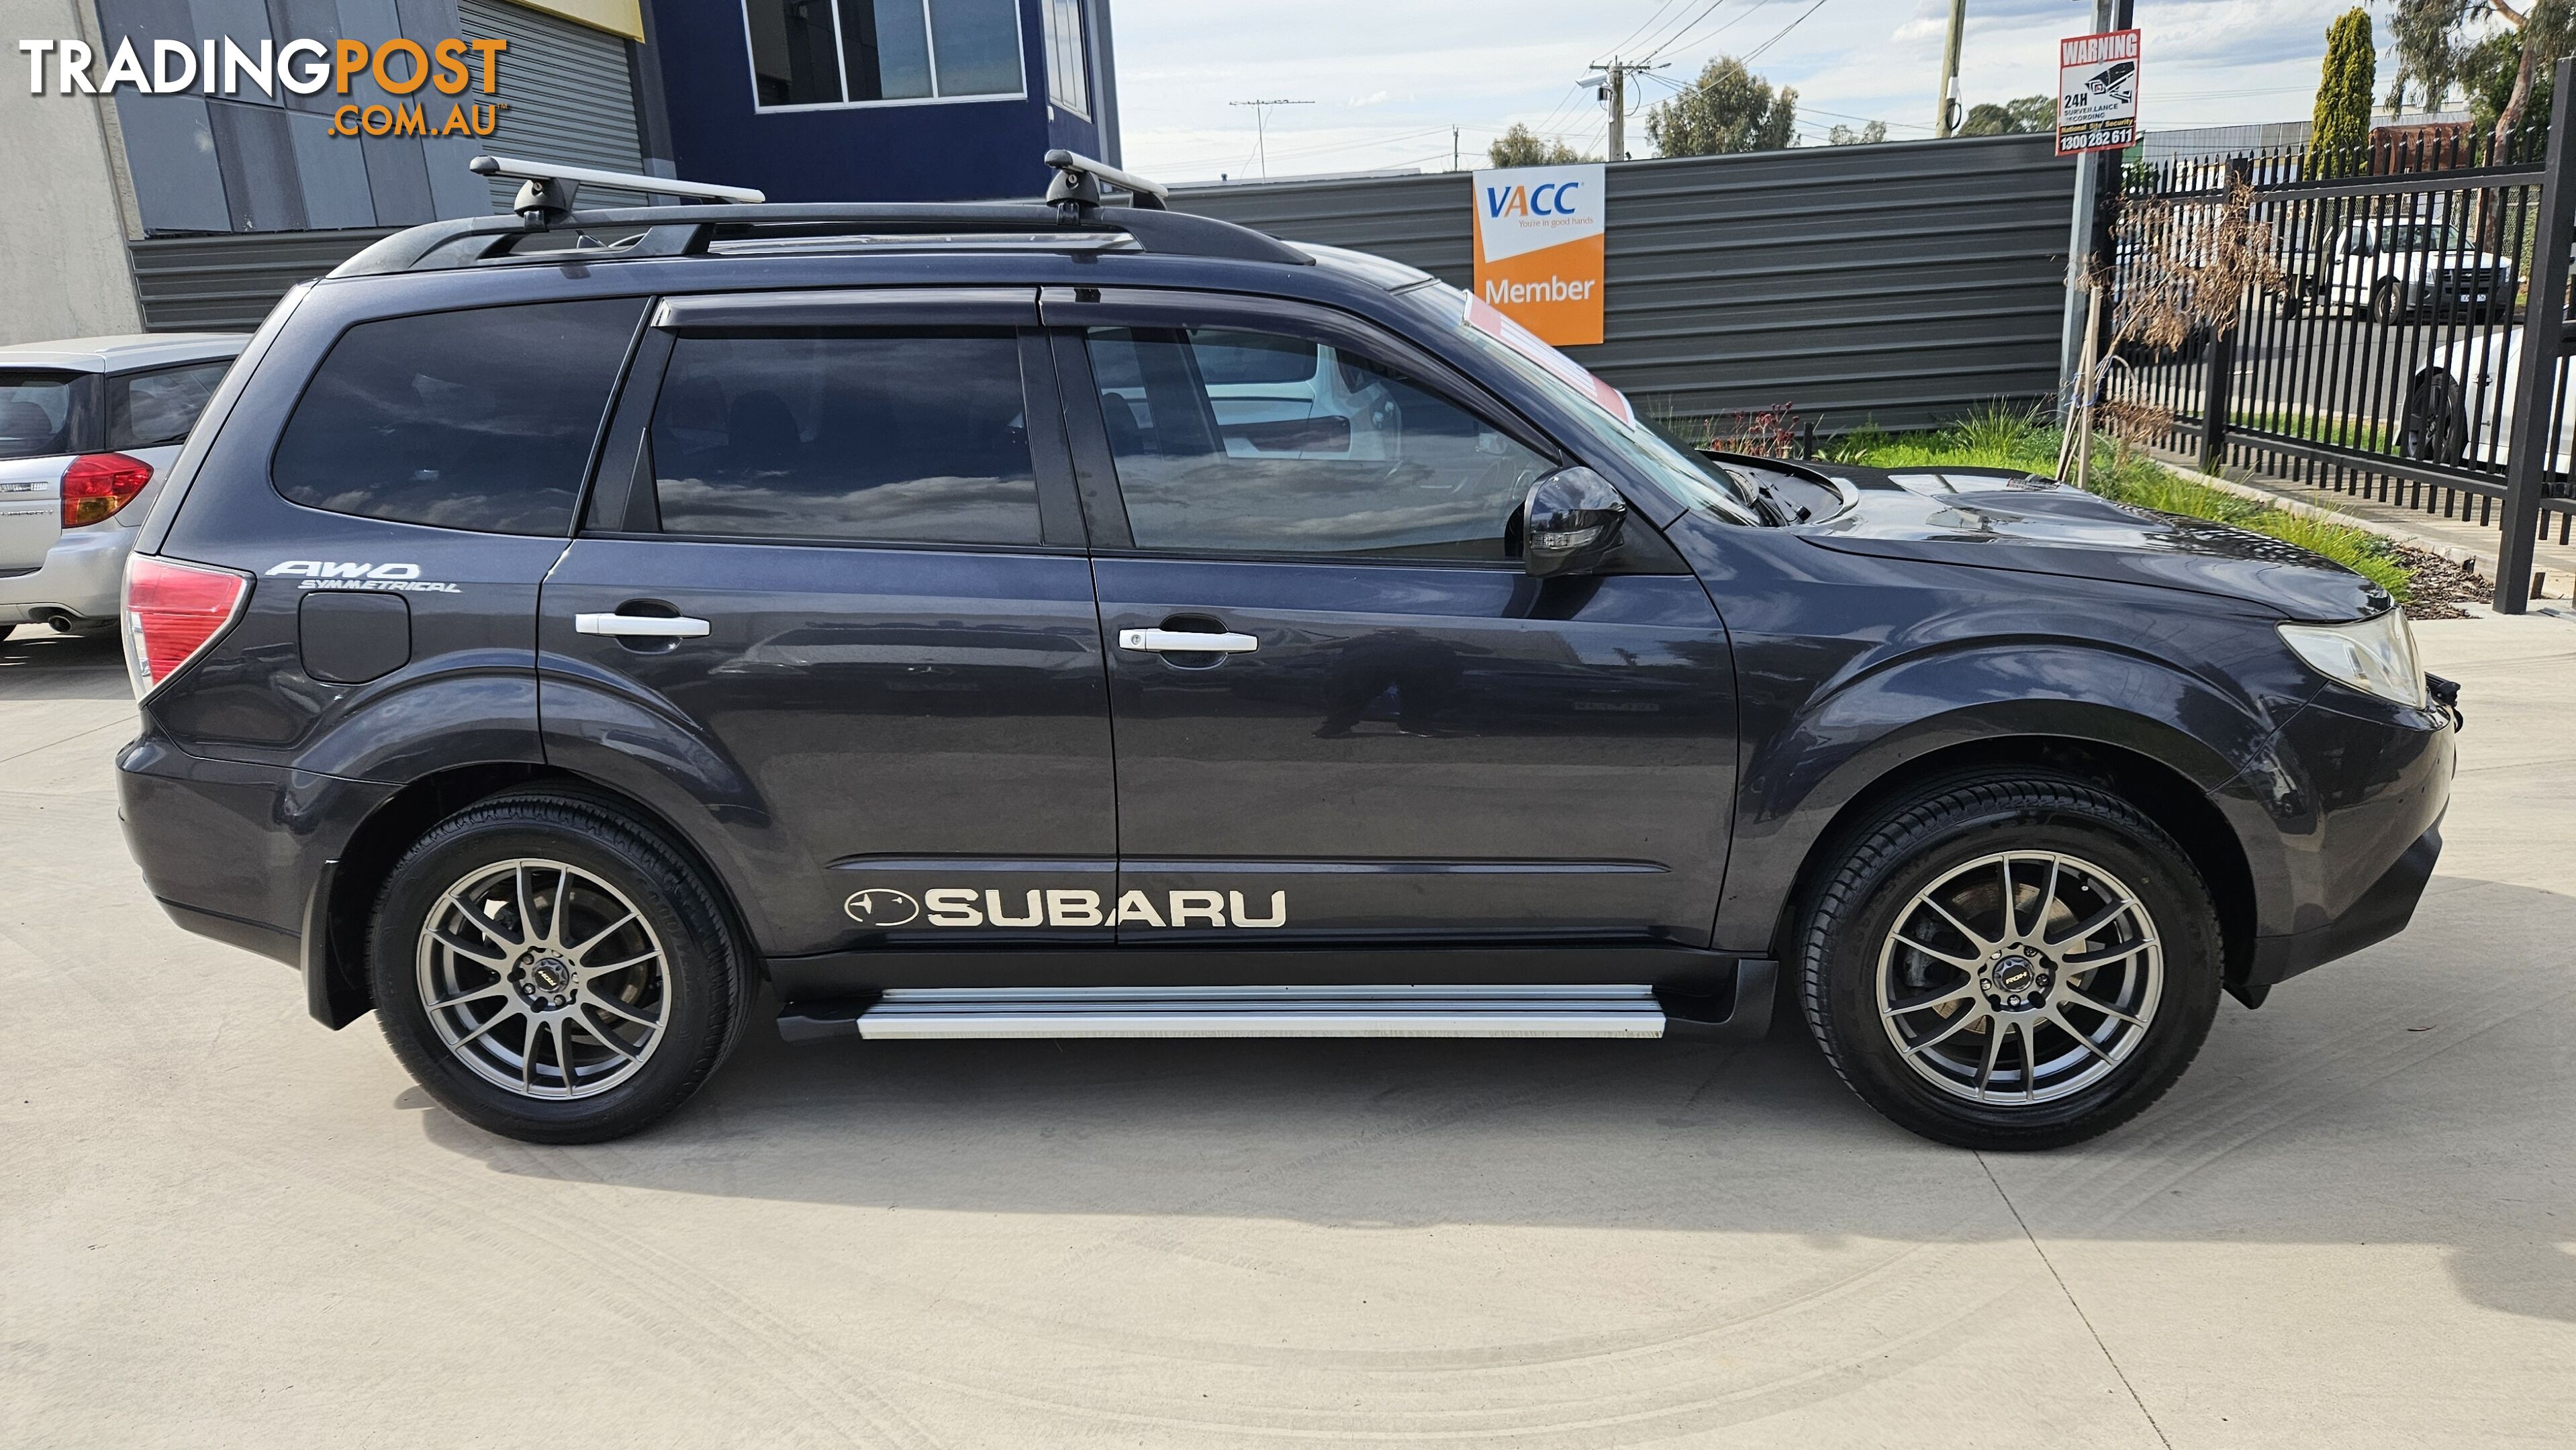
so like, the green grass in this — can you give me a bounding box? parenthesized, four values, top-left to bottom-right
(1829, 406, 2418, 599)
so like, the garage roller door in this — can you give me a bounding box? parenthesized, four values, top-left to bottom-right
(459, 0, 651, 209)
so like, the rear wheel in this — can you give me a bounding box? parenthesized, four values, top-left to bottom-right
(1798, 775, 2221, 1150)
(2403, 369, 2469, 465)
(370, 795, 747, 1143)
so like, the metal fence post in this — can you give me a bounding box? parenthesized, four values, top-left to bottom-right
(2198, 158, 2251, 473)
(2495, 58, 2576, 614)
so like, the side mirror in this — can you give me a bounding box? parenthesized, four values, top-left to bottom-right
(1521, 466, 1628, 578)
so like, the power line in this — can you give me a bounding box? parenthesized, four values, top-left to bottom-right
(1228, 97, 1313, 179)
(1743, 0, 1834, 63)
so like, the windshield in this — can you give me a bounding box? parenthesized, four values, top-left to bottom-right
(0, 371, 81, 461)
(2372, 223, 2465, 252)
(1429, 286, 1762, 524)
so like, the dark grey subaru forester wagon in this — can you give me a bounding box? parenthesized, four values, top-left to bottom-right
(115, 153, 2454, 1149)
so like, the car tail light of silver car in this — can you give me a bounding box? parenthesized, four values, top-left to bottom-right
(2279, 608, 2428, 708)
(122, 554, 250, 699)
(60, 452, 154, 528)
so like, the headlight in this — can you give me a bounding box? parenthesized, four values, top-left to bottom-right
(2279, 609, 2426, 708)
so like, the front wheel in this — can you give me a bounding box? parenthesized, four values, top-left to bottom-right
(2402, 370, 2469, 465)
(370, 794, 747, 1143)
(1798, 775, 2222, 1150)
(2371, 280, 2410, 326)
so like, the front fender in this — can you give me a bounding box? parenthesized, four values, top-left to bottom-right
(1712, 639, 2310, 951)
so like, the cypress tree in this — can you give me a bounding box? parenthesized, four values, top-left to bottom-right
(2312, 8, 2377, 177)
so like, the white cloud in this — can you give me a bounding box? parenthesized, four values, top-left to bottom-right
(1106, 0, 2377, 182)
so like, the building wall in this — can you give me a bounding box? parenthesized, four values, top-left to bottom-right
(0, 0, 146, 343)
(647, 0, 1115, 202)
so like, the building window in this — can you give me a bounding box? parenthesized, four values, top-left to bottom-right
(744, 0, 1026, 109)
(1043, 0, 1088, 115)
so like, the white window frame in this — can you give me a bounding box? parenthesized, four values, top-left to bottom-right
(1042, 0, 1088, 119)
(741, 0, 1029, 113)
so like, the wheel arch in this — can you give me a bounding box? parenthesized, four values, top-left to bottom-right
(1763, 734, 2259, 993)
(307, 762, 760, 1029)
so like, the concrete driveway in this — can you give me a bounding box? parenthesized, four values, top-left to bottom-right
(3, 618, 2571, 1448)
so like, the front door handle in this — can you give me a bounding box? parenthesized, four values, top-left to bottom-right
(1118, 628, 1258, 654)
(576, 612, 710, 639)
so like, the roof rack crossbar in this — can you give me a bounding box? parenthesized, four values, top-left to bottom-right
(468, 154, 764, 228)
(331, 199, 1313, 278)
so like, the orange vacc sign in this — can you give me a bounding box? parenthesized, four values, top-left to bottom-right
(1472, 163, 1606, 347)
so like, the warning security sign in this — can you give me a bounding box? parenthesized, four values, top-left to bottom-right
(2057, 28, 2140, 156)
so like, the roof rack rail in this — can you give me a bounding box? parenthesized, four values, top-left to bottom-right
(467, 154, 764, 226)
(330, 152, 1313, 279)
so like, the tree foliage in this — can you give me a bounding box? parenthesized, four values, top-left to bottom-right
(1486, 124, 1592, 168)
(1645, 56, 1798, 156)
(2388, 0, 2474, 112)
(2311, 8, 2377, 175)
(1958, 96, 2054, 136)
(1827, 120, 1887, 146)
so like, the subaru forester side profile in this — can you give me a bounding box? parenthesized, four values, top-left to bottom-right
(114, 154, 2454, 1149)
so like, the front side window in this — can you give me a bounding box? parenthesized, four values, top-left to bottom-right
(272, 299, 647, 536)
(745, 0, 1025, 108)
(109, 361, 230, 451)
(649, 332, 1041, 546)
(1088, 326, 1554, 559)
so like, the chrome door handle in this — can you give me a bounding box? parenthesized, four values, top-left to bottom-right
(575, 612, 710, 638)
(1118, 628, 1258, 654)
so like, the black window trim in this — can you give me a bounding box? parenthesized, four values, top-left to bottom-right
(581, 286, 1087, 553)
(1041, 287, 1576, 569)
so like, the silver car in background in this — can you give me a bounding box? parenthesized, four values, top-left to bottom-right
(0, 334, 246, 642)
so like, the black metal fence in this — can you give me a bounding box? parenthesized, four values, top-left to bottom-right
(2105, 72, 2576, 610)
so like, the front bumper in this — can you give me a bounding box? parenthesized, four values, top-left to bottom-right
(2247, 822, 2441, 985)
(0, 521, 134, 622)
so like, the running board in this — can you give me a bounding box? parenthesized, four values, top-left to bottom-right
(777, 966, 1774, 1045)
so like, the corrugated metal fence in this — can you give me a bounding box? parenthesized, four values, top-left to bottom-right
(131, 132, 2080, 430)
(1175, 134, 2078, 434)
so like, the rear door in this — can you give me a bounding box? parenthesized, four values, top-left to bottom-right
(0, 369, 89, 571)
(1050, 291, 1738, 948)
(538, 289, 1119, 962)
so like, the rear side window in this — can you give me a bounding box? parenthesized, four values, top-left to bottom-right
(0, 371, 83, 461)
(109, 361, 230, 450)
(272, 299, 646, 535)
(649, 331, 1041, 545)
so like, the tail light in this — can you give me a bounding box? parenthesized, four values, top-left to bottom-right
(62, 452, 154, 527)
(123, 555, 250, 699)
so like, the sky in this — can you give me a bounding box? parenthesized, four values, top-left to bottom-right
(1106, 0, 2428, 183)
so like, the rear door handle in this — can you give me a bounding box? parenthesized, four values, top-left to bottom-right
(1118, 628, 1258, 654)
(575, 612, 710, 638)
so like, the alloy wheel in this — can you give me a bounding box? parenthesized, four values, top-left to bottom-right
(1875, 850, 2164, 1106)
(415, 858, 671, 1100)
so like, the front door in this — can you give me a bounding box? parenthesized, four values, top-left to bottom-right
(1057, 301, 1738, 948)
(539, 291, 1117, 959)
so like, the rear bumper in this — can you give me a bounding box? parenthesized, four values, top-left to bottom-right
(0, 521, 133, 622)
(116, 729, 390, 1019)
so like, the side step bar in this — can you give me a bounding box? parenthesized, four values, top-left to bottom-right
(777, 965, 1774, 1045)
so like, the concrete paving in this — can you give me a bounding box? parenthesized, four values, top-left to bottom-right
(2, 620, 2571, 1448)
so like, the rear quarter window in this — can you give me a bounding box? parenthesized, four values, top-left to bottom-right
(109, 360, 232, 450)
(271, 299, 646, 534)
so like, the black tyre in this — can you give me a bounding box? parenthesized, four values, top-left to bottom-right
(369, 793, 747, 1143)
(2371, 280, 2409, 326)
(2402, 369, 2469, 466)
(1797, 775, 2222, 1151)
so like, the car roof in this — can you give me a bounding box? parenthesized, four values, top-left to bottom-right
(0, 333, 250, 373)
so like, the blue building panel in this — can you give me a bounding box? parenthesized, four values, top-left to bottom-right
(645, 0, 1118, 203)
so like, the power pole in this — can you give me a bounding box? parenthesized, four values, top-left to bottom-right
(1934, 0, 1967, 137)
(1585, 58, 1663, 161)
(1453, 126, 1461, 171)
(1229, 98, 1312, 179)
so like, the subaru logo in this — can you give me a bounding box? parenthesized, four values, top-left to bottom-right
(842, 889, 920, 926)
